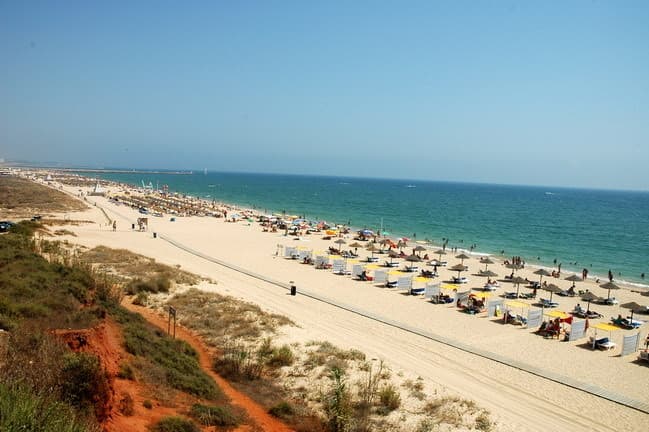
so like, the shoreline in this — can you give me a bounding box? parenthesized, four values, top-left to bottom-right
(32, 166, 649, 292)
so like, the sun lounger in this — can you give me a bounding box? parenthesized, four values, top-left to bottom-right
(452, 276, 468, 284)
(539, 298, 559, 308)
(504, 292, 519, 299)
(410, 287, 425, 295)
(638, 350, 649, 362)
(383, 261, 399, 267)
(589, 336, 616, 350)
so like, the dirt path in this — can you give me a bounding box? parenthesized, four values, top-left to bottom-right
(124, 303, 295, 432)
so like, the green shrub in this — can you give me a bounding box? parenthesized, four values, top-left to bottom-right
(189, 403, 241, 427)
(125, 276, 171, 295)
(0, 383, 99, 432)
(268, 344, 294, 368)
(377, 384, 401, 413)
(117, 362, 135, 380)
(143, 399, 153, 409)
(60, 352, 110, 419)
(132, 291, 149, 306)
(268, 401, 295, 419)
(150, 416, 200, 432)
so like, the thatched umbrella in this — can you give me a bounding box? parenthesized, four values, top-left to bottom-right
(434, 249, 447, 261)
(543, 283, 562, 302)
(414, 245, 427, 257)
(348, 242, 363, 254)
(450, 263, 468, 278)
(480, 257, 495, 271)
(334, 238, 346, 247)
(511, 276, 527, 298)
(455, 253, 471, 265)
(406, 254, 422, 264)
(565, 274, 582, 286)
(599, 281, 621, 300)
(387, 250, 400, 265)
(620, 301, 645, 322)
(480, 270, 498, 278)
(397, 240, 408, 251)
(366, 243, 380, 258)
(534, 268, 552, 284)
(581, 291, 600, 313)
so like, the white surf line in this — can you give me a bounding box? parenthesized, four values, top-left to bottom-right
(93, 199, 649, 415)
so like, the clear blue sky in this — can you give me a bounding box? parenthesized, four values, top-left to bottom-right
(1, 1, 648, 190)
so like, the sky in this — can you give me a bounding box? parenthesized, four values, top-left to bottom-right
(1, 1, 648, 190)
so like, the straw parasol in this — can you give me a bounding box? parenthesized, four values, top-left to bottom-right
(414, 245, 427, 256)
(387, 250, 400, 265)
(599, 281, 621, 300)
(366, 243, 380, 258)
(565, 274, 582, 284)
(480, 257, 495, 271)
(620, 301, 645, 322)
(511, 276, 526, 298)
(480, 269, 498, 278)
(534, 268, 552, 284)
(334, 238, 346, 247)
(406, 254, 422, 265)
(580, 291, 600, 313)
(434, 249, 447, 261)
(543, 283, 562, 302)
(450, 263, 468, 278)
(456, 253, 470, 265)
(348, 242, 363, 254)
(397, 240, 408, 251)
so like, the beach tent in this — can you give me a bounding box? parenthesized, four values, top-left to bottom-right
(590, 322, 620, 350)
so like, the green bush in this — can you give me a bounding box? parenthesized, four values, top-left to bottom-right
(143, 399, 153, 409)
(189, 403, 241, 427)
(117, 362, 135, 380)
(378, 384, 401, 413)
(0, 383, 98, 432)
(150, 416, 200, 432)
(132, 291, 149, 306)
(268, 344, 294, 368)
(125, 276, 171, 295)
(268, 401, 295, 419)
(60, 352, 110, 418)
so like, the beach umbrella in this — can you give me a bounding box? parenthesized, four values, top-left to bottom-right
(397, 240, 408, 251)
(450, 263, 467, 278)
(349, 242, 363, 254)
(480, 270, 498, 278)
(511, 276, 526, 298)
(480, 257, 495, 271)
(543, 283, 562, 302)
(387, 250, 400, 265)
(333, 238, 346, 247)
(414, 245, 427, 257)
(620, 301, 644, 322)
(534, 268, 552, 284)
(366, 243, 380, 258)
(406, 254, 422, 263)
(565, 274, 582, 284)
(599, 281, 621, 300)
(455, 253, 470, 265)
(581, 291, 600, 313)
(434, 249, 447, 261)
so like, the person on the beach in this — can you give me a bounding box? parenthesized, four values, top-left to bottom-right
(112, 220, 116, 231)
(608, 269, 613, 282)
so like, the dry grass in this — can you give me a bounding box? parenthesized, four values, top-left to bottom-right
(80, 246, 201, 286)
(167, 288, 294, 345)
(421, 395, 489, 430)
(0, 176, 87, 218)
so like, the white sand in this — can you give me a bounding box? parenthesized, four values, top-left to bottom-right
(44, 181, 649, 431)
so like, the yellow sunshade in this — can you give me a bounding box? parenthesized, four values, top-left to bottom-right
(347, 259, 359, 264)
(329, 255, 342, 259)
(473, 292, 492, 299)
(388, 270, 405, 275)
(546, 310, 569, 319)
(326, 230, 338, 235)
(593, 322, 620, 332)
(505, 300, 529, 309)
(366, 264, 380, 270)
(441, 284, 459, 290)
(414, 276, 429, 283)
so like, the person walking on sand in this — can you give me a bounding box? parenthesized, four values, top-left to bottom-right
(112, 220, 117, 232)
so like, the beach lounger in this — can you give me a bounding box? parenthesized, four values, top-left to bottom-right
(589, 336, 616, 351)
(383, 261, 399, 267)
(504, 292, 518, 299)
(410, 287, 426, 295)
(539, 298, 559, 308)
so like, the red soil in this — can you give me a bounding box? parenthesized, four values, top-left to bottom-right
(56, 304, 295, 431)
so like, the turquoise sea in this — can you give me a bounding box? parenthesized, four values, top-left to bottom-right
(81, 170, 649, 288)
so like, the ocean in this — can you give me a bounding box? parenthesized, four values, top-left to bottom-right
(80, 170, 649, 288)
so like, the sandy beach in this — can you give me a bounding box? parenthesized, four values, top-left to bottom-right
(28, 175, 649, 431)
